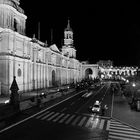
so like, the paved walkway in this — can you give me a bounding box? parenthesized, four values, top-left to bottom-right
(112, 93, 140, 131)
(0, 85, 72, 104)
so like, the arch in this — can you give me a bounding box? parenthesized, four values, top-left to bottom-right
(56, 68, 61, 86)
(85, 68, 93, 79)
(52, 70, 56, 86)
(117, 70, 120, 75)
(121, 71, 125, 76)
(129, 70, 132, 75)
(125, 70, 128, 76)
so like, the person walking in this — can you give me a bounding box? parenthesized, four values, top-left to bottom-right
(102, 105, 108, 116)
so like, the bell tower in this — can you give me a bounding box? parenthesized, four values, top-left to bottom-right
(64, 19, 73, 46)
(62, 19, 76, 58)
(0, 0, 27, 35)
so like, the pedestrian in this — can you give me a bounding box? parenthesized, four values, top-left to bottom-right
(102, 107, 105, 116)
(102, 105, 108, 116)
(104, 105, 108, 110)
(37, 97, 42, 107)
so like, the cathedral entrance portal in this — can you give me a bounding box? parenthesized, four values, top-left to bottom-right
(85, 68, 93, 79)
(52, 70, 56, 86)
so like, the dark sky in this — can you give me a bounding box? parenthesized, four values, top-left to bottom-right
(20, 1, 140, 67)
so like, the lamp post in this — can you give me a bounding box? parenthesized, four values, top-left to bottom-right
(132, 82, 136, 99)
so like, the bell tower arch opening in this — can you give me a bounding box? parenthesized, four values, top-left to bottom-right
(85, 68, 93, 79)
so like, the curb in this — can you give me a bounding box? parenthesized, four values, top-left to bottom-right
(0, 89, 86, 133)
(0, 88, 77, 122)
(111, 117, 140, 132)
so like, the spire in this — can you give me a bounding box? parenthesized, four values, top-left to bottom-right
(38, 22, 40, 40)
(67, 19, 70, 29)
(50, 28, 53, 45)
(65, 18, 72, 31)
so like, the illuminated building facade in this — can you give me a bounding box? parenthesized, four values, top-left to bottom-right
(0, 1, 137, 96)
(0, 0, 83, 95)
(99, 66, 138, 80)
(97, 60, 138, 80)
(97, 60, 113, 68)
(81, 62, 99, 80)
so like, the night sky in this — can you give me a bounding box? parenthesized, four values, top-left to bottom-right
(20, 1, 140, 67)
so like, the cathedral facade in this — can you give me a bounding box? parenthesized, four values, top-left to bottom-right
(0, 0, 83, 95)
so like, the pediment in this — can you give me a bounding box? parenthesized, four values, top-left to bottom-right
(50, 44, 60, 53)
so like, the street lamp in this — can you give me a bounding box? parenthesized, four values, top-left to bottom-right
(132, 83, 136, 87)
(132, 82, 136, 99)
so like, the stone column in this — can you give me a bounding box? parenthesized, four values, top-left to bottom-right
(46, 53, 49, 87)
(13, 33, 16, 76)
(23, 39, 25, 92)
(11, 14, 14, 31)
(1, 8, 4, 28)
(66, 61, 68, 84)
(0, 8, 2, 27)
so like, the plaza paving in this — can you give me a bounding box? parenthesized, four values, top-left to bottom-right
(113, 92, 140, 131)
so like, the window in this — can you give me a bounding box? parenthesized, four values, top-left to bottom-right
(17, 68, 22, 77)
(14, 19, 18, 32)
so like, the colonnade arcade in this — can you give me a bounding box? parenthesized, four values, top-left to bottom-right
(99, 66, 138, 79)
